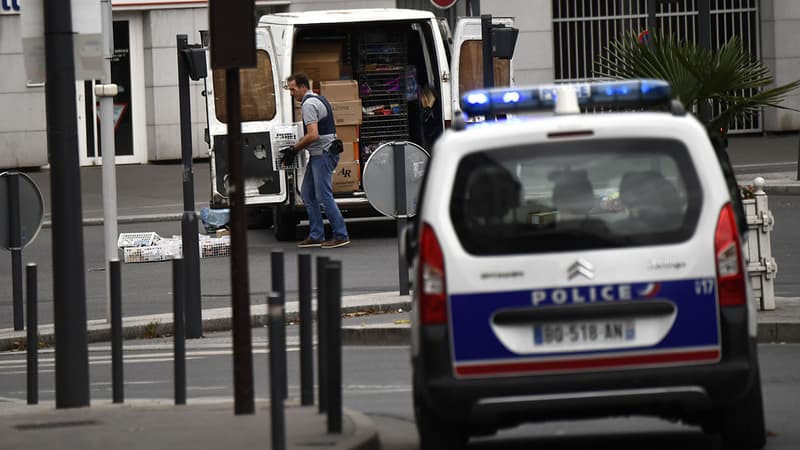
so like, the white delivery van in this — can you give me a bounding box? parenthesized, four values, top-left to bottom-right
(202, 8, 514, 240)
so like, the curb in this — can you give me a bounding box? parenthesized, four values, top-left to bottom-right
(341, 408, 381, 450)
(0, 301, 413, 352)
(42, 213, 184, 228)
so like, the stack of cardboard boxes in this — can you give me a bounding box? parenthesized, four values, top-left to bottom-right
(321, 80, 361, 193)
(292, 42, 363, 193)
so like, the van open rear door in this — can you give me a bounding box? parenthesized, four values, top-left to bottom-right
(205, 26, 286, 208)
(450, 17, 515, 116)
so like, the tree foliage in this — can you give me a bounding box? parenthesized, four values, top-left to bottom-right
(594, 30, 800, 133)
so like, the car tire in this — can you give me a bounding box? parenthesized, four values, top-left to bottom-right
(413, 393, 467, 450)
(274, 206, 297, 241)
(719, 346, 767, 449)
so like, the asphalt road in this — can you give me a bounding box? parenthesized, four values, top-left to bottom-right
(1, 335, 797, 450)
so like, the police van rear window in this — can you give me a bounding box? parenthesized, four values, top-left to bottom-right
(449, 138, 702, 255)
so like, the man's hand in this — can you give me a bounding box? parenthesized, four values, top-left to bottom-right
(279, 145, 296, 167)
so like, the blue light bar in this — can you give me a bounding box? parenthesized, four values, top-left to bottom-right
(460, 79, 672, 118)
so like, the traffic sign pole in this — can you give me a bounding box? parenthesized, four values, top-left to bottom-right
(8, 173, 23, 331)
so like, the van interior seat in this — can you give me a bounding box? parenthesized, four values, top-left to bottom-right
(551, 170, 595, 215)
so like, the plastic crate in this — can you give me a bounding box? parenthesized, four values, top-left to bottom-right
(200, 236, 231, 258)
(117, 232, 161, 248)
(271, 122, 302, 170)
(122, 239, 182, 263)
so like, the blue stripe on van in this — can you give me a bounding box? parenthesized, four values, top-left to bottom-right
(449, 278, 719, 365)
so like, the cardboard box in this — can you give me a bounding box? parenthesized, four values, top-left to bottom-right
(330, 100, 362, 125)
(336, 125, 359, 143)
(321, 80, 359, 101)
(333, 160, 360, 193)
(293, 42, 343, 83)
(338, 141, 359, 162)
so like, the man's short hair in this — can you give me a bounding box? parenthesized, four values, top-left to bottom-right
(288, 73, 310, 88)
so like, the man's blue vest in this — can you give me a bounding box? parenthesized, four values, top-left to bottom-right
(301, 94, 336, 136)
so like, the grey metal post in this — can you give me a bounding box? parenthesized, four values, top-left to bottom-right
(268, 292, 286, 450)
(647, 0, 657, 31)
(110, 259, 124, 404)
(393, 143, 409, 295)
(316, 255, 329, 413)
(481, 14, 494, 89)
(8, 172, 23, 331)
(298, 253, 314, 406)
(100, 0, 119, 324)
(271, 250, 288, 399)
(44, 0, 90, 409)
(25, 263, 37, 405)
(697, 0, 712, 124)
(177, 34, 203, 339)
(173, 257, 186, 405)
(325, 261, 343, 434)
(226, 67, 255, 415)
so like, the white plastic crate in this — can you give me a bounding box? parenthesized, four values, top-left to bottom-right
(271, 122, 303, 170)
(117, 232, 161, 248)
(122, 239, 182, 263)
(200, 236, 231, 258)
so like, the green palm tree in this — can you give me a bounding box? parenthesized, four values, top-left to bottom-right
(594, 30, 800, 135)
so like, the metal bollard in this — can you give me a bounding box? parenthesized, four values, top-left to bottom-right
(271, 250, 288, 400)
(172, 257, 186, 405)
(298, 253, 314, 406)
(110, 259, 124, 404)
(316, 255, 329, 413)
(325, 260, 342, 434)
(268, 292, 286, 450)
(25, 263, 37, 405)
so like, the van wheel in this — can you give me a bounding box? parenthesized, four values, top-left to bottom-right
(413, 394, 467, 450)
(247, 207, 273, 229)
(274, 206, 297, 242)
(719, 346, 767, 449)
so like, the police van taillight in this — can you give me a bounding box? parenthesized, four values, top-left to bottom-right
(418, 223, 447, 325)
(715, 203, 747, 307)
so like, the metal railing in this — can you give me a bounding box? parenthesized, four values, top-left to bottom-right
(742, 177, 778, 311)
(552, 0, 761, 133)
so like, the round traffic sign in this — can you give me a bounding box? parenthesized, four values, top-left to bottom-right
(0, 172, 44, 250)
(430, 0, 458, 9)
(362, 142, 429, 218)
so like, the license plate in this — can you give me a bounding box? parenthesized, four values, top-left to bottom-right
(534, 320, 636, 347)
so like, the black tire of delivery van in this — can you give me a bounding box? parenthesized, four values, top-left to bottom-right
(246, 206, 274, 229)
(274, 205, 298, 241)
(413, 384, 468, 450)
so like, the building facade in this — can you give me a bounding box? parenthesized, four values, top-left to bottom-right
(0, 0, 797, 169)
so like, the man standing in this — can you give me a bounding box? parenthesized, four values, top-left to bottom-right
(281, 73, 351, 248)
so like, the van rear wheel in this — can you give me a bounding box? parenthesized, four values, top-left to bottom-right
(274, 206, 298, 241)
(719, 365, 766, 449)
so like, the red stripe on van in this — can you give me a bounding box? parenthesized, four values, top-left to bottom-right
(454, 349, 720, 377)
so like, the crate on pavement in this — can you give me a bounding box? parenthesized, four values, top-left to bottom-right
(117, 232, 161, 248)
(122, 238, 182, 263)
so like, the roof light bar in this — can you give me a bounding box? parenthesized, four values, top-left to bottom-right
(460, 79, 672, 117)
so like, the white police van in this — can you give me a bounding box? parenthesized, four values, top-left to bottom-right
(408, 79, 766, 449)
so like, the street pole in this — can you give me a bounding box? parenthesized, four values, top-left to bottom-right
(100, 0, 119, 324)
(697, 0, 712, 125)
(44, 0, 90, 408)
(177, 34, 203, 339)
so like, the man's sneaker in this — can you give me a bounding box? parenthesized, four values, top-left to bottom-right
(321, 238, 351, 249)
(297, 237, 323, 248)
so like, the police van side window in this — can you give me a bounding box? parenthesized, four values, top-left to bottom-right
(212, 50, 277, 123)
(449, 138, 702, 255)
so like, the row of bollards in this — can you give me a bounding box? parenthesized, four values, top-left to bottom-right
(20, 248, 343, 448)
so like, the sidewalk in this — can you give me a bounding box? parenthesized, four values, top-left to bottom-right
(0, 400, 379, 450)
